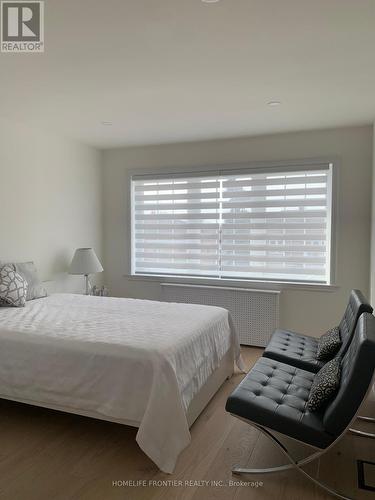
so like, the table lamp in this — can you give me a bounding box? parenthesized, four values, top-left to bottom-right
(69, 248, 103, 295)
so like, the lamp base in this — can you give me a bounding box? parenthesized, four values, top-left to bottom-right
(84, 274, 92, 295)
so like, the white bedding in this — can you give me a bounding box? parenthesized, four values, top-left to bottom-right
(0, 293, 243, 473)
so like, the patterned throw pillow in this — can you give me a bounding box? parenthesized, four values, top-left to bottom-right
(0, 261, 47, 301)
(0, 265, 28, 307)
(316, 326, 342, 361)
(307, 357, 341, 412)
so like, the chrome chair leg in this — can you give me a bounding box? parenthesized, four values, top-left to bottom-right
(357, 415, 375, 422)
(233, 464, 295, 474)
(349, 428, 375, 439)
(232, 423, 353, 500)
(349, 415, 375, 438)
(232, 448, 323, 475)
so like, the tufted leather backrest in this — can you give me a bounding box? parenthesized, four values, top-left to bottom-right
(323, 313, 375, 436)
(337, 289, 373, 356)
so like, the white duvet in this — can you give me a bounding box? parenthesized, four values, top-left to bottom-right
(0, 293, 243, 472)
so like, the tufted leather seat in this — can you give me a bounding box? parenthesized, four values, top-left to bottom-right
(225, 356, 332, 448)
(226, 313, 375, 450)
(263, 289, 373, 372)
(262, 329, 323, 372)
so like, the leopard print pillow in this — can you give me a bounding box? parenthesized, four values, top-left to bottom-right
(0, 265, 28, 307)
(307, 357, 341, 412)
(317, 326, 342, 360)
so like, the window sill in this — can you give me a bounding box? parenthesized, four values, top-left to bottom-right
(124, 274, 338, 293)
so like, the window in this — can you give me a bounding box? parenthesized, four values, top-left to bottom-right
(131, 162, 334, 284)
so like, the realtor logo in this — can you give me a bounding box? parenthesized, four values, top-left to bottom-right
(1, 1, 44, 52)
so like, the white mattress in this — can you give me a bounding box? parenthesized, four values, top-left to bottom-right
(0, 293, 243, 473)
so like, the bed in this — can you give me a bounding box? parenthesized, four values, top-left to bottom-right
(0, 293, 243, 473)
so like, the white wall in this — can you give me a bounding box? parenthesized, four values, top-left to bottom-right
(371, 124, 375, 303)
(103, 125, 373, 336)
(0, 119, 103, 293)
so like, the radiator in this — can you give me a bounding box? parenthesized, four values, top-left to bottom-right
(161, 283, 280, 347)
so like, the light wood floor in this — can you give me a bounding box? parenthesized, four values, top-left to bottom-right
(0, 347, 374, 500)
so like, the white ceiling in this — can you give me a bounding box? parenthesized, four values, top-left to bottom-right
(1, 0, 375, 148)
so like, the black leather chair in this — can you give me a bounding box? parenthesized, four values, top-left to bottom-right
(262, 289, 373, 373)
(226, 312, 375, 500)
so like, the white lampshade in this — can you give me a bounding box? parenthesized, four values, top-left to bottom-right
(69, 248, 103, 275)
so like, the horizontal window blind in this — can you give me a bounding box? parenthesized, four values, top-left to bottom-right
(132, 164, 332, 283)
(133, 175, 220, 277)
